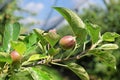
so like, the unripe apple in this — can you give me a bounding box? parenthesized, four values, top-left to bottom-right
(59, 36, 76, 49)
(10, 51, 21, 62)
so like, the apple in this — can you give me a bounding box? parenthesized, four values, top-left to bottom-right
(59, 36, 76, 49)
(10, 51, 21, 62)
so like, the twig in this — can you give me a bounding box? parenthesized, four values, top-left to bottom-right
(22, 60, 46, 67)
(52, 49, 89, 63)
(22, 44, 92, 68)
(22, 49, 89, 67)
(90, 39, 102, 50)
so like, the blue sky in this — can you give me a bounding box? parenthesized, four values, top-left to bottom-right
(20, 0, 74, 20)
(18, 0, 105, 30)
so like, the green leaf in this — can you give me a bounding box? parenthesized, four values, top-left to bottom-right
(11, 41, 26, 55)
(102, 32, 120, 42)
(28, 67, 50, 80)
(0, 52, 12, 63)
(66, 63, 89, 80)
(44, 32, 60, 46)
(3, 24, 13, 52)
(24, 33, 37, 47)
(54, 7, 87, 45)
(28, 54, 48, 61)
(33, 28, 47, 46)
(89, 50, 116, 69)
(28, 66, 62, 80)
(9, 70, 33, 80)
(98, 44, 118, 50)
(12, 22, 21, 41)
(24, 45, 38, 56)
(86, 23, 101, 43)
(0, 73, 7, 80)
(33, 28, 44, 35)
(48, 48, 60, 56)
(28, 33, 37, 46)
(39, 65, 62, 80)
(0, 34, 2, 44)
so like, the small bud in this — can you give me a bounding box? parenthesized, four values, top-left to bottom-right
(49, 29, 56, 34)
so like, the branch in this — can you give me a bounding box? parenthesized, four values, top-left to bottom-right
(52, 49, 89, 63)
(22, 49, 89, 67)
(22, 39, 104, 67)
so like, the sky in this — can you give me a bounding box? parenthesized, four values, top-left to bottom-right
(17, 0, 106, 30)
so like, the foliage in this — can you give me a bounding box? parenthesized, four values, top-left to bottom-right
(0, 7, 119, 80)
(57, 0, 120, 79)
(79, 0, 120, 79)
(81, 0, 120, 33)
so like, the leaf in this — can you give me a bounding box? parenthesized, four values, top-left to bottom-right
(9, 70, 33, 80)
(54, 7, 87, 45)
(28, 66, 62, 80)
(39, 65, 62, 80)
(2, 23, 21, 52)
(12, 22, 21, 41)
(11, 41, 26, 55)
(28, 33, 37, 46)
(28, 54, 48, 61)
(98, 44, 118, 50)
(33, 28, 44, 35)
(0, 34, 2, 43)
(0, 73, 7, 80)
(28, 67, 50, 80)
(24, 45, 38, 56)
(24, 33, 37, 47)
(102, 32, 120, 42)
(44, 32, 60, 46)
(48, 48, 60, 56)
(66, 63, 89, 80)
(3, 24, 13, 52)
(89, 50, 116, 69)
(0, 52, 12, 63)
(86, 23, 101, 43)
(33, 28, 47, 46)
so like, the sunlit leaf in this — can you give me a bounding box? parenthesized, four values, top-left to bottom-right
(24, 33, 37, 47)
(0, 34, 2, 44)
(0, 52, 12, 63)
(11, 41, 26, 55)
(102, 32, 120, 42)
(28, 33, 37, 46)
(86, 23, 101, 43)
(48, 48, 60, 56)
(54, 7, 87, 45)
(28, 66, 62, 80)
(89, 50, 116, 69)
(66, 63, 89, 80)
(28, 54, 48, 61)
(3, 24, 13, 52)
(98, 44, 118, 50)
(39, 65, 62, 80)
(12, 22, 20, 41)
(33, 28, 44, 35)
(24, 45, 38, 56)
(9, 70, 33, 80)
(44, 32, 60, 46)
(33, 28, 47, 46)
